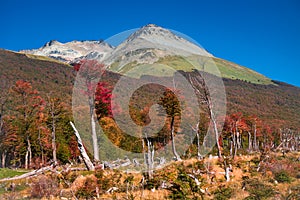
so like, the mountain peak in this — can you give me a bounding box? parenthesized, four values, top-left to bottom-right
(43, 40, 61, 47)
(144, 23, 160, 28)
(117, 24, 213, 57)
(102, 24, 213, 70)
(21, 24, 212, 65)
(21, 39, 114, 63)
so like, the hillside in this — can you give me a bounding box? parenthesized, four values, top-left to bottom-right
(0, 47, 299, 199)
(1, 48, 299, 128)
(225, 78, 300, 128)
(0, 49, 75, 102)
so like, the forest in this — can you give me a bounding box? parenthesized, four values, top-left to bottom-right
(0, 56, 299, 199)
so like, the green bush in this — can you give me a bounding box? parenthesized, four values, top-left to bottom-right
(213, 185, 233, 200)
(274, 171, 292, 183)
(167, 168, 204, 200)
(57, 143, 71, 164)
(243, 178, 275, 200)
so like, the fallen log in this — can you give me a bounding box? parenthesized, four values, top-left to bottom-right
(70, 121, 95, 171)
(0, 165, 53, 182)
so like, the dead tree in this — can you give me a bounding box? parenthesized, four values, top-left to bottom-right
(188, 72, 222, 158)
(144, 135, 155, 179)
(74, 60, 105, 161)
(191, 122, 203, 160)
(253, 123, 258, 151)
(276, 128, 300, 154)
(0, 165, 54, 182)
(247, 131, 252, 152)
(70, 122, 95, 171)
(223, 158, 232, 182)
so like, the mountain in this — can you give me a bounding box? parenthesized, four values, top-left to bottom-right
(103, 24, 212, 69)
(105, 24, 272, 85)
(20, 24, 212, 66)
(20, 40, 113, 64)
(19, 24, 273, 85)
(1, 24, 299, 129)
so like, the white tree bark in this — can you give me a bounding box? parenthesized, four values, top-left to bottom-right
(170, 117, 181, 161)
(193, 122, 202, 160)
(210, 109, 222, 158)
(1, 151, 6, 168)
(225, 167, 231, 182)
(25, 136, 32, 169)
(253, 124, 258, 151)
(188, 74, 222, 159)
(248, 131, 252, 152)
(145, 137, 154, 179)
(0, 165, 53, 182)
(89, 96, 99, 161)
(70, 121, 95, 171)
(25, 150, 28, 169)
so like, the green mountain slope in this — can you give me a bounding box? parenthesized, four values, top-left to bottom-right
(108, 55, 273, 85)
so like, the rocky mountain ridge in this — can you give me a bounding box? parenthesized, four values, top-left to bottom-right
(20, 24, 212, 65)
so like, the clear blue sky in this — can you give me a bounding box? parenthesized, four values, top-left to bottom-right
(1, 0, 299, 86)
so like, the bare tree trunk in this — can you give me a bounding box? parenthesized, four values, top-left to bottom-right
(142, 139, 147, 167)
(195, 122, 202, 160)
(25, 150, 28, 169)
(25, 136, 32, 169)
(191, 122, 202, 160)
(225, 167, 231, 182)
(253, 124, 257, 151)
(144, 130, 154, 179)
(223, 160, 232, 182)
(89, 96, 99, 161)
(170, 117, 181, 161)
(0, 165, 53, 182)
(210, 108, 222, 159)
(234, 136, 238, 158)
(28, 137, 32, 168)
(188, 73, 222, 159)
(145, 136, 154, 179)
(236, 130, 241, 149)
(70, 122, 95, 171)
(248, 131, 252, 152)
(1, 151, 6, 168)
(232, 131, 237, 159)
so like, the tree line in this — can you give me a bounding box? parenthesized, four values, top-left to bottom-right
(0, 60, 299, 170)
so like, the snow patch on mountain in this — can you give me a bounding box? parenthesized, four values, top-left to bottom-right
(21, 24, 213, 66)
(21, 40, 114, 63)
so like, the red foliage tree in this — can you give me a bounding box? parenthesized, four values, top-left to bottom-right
(9, 80, 47, 169)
